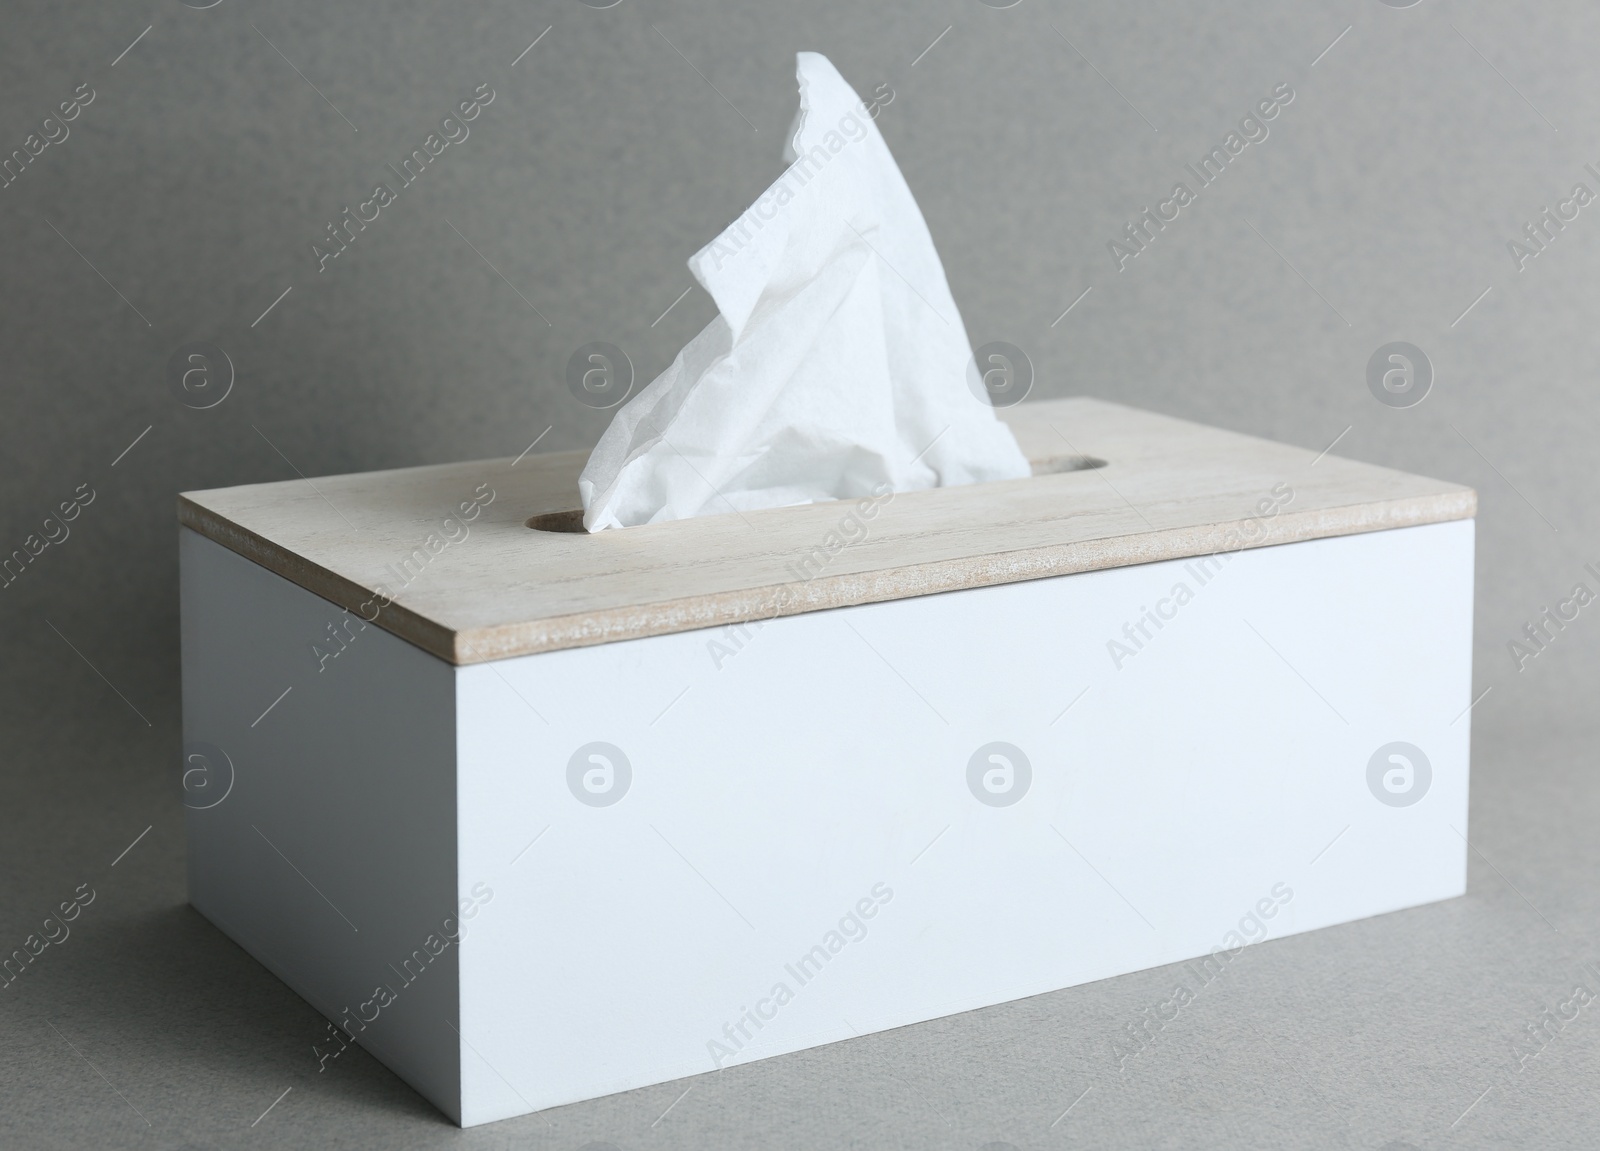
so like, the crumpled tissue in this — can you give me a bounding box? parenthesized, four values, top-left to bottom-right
(579, 51, 1030, 531)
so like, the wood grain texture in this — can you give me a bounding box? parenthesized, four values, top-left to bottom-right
(178, 398, 1476, 665)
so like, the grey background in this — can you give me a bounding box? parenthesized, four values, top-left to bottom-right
(2, 0, 1597, 1147)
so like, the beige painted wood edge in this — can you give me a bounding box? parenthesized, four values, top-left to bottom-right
(445, 487, 1477, 664)
(178, 497, 459, 663)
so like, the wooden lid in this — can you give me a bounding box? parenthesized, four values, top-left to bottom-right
(178, 399, 1474, 665)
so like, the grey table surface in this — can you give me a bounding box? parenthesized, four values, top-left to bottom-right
(4, 0, 1600, 1146)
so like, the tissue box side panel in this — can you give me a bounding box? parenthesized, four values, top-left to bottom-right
(453, 519, 1472, 1122)
(180, 530, 463, 1120)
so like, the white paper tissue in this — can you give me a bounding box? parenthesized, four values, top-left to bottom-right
(578, 51, 1031, 531)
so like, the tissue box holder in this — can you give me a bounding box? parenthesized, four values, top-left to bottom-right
(178, 398, 1476, 1126)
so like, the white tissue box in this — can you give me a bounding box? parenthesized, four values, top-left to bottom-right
(178, 398, 1475, 1127)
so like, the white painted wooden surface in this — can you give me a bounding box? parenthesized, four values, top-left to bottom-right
(181, 516, 1474, 1127)
(450, 520, 1472, 1122)
(180, 531, 464, 1121)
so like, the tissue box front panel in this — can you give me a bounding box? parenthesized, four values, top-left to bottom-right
(452, 519, 1472, 1124)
